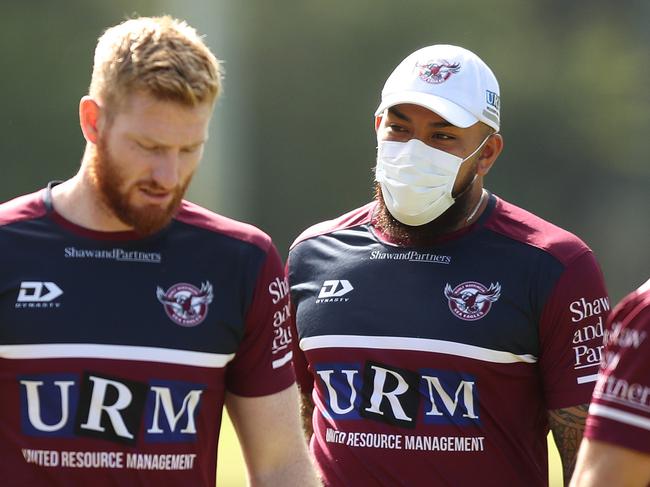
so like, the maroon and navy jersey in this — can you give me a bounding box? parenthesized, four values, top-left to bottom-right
(0, 186, 294, 486)
(288, 193, 609, 486)
(584, 278, 650, 454)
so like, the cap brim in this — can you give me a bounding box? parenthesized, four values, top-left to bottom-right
(374, 91, 478, 128)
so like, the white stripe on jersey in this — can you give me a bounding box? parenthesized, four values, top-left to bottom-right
(272, 350, 293, 369)
(577, 374, 599, 384)
(0, 343, 235, 368)
(300, 335, 537, 364)
(589, 403, 650, 431)
(639, 278, 650, 293)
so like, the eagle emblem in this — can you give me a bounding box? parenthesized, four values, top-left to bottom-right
(444, 281, 501, 321)
(156, 281, 214, 327)
(416, 60, 461, 84)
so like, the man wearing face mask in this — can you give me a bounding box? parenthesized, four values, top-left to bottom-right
(287, 45, 609, 486)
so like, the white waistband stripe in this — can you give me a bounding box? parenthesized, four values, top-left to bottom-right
(300, 335, 537, 364)
(0, 344, 234, 368)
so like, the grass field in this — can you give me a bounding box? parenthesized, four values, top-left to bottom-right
(216, 412, 565, 486)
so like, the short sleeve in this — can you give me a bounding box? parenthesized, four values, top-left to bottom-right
(225, 244, 295, 396)
(538, 251, 610, 409)
(585, 286, 650, 453)
(285, 259, 314, 394)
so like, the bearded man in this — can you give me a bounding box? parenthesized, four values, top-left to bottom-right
(0, 16, 318, 487)
(287, 44, 609, 486)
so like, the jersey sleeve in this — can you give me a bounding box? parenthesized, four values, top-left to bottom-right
(225, 244, 295, 396)
(286, 260, 314, 394)
(538, 251, 610, 409)
(585, 288, 650, 453)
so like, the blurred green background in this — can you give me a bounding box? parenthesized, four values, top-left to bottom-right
(2, 1, 648, 486)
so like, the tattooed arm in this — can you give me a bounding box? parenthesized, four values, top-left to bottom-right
(548, 403, 589, 486)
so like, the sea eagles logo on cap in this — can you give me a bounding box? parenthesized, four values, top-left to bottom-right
(444, 281, 501, 321)
(416, 60, 461, 84)
(156, 281, 213, 327)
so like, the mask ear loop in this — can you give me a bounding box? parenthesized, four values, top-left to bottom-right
(464, 132, 494, 162)
(451, 133, 494, 199)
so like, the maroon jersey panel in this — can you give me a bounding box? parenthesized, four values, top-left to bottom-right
(585, 279, 650, 453)
(0, 189, 48, 226)
(227, 244, 295, 396)
(537, 251, 610, 409)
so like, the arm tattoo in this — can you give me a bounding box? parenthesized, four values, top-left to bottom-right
(548, 403, 589, 486)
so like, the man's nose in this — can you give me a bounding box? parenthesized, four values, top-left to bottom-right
(150, 152, 180, 189)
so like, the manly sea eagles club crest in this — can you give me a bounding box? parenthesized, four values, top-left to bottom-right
(416, 60, 461, 84)
(444, 281, 501, 321)
(157, 281, 214, 327)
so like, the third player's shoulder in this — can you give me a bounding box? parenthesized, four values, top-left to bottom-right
(289, 201, 376, 250)
(610, 279, 650, 326)
(628, 278, 650, 303)
(485, 194, 592, 266)
(174, 200, 273, 253)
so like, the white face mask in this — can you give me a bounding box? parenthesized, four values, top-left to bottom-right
(375, 136, 490, 226)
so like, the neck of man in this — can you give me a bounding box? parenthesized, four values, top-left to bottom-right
(372, 181, 488, 247)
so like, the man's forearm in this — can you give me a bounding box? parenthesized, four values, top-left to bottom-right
(249, 452, 321, 487)
(300, 391, 315, 441)
(549, 403, 589, 485)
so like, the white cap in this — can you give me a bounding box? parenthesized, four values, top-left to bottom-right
(374, 44, 501, 131)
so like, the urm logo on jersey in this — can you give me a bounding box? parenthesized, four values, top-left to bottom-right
(316, 361, 480, 428)
(19, 373, 204, 445)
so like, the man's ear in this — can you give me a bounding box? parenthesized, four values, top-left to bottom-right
(374, 115, 383, 132)
(477, 133, 503, 177)
(79, 96, 102, 144)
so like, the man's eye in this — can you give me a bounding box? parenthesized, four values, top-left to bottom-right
(388, 124, 406, 132)
(138, 142, 160, 152)
(433, 133, 454, 140)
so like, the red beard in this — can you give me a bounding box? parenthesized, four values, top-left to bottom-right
(88, 137, 191, 236)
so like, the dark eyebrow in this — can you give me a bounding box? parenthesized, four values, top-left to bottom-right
(388, 106, 411, 122)
(387, 106, 455, 128)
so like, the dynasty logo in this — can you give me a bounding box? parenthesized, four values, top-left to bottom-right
(15, 281, 64, 309)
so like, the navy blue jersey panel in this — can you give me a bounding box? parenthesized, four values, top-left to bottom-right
(290, 221, 565, 357)
(0, 214, 266, 354)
